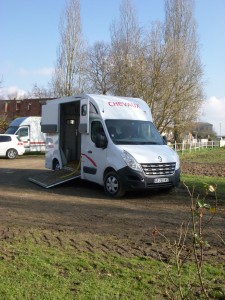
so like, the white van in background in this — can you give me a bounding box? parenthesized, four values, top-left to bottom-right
(40, 94, 180, 197)
(5, 116, 46, 152)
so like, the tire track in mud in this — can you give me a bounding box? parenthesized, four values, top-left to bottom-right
(181, 161, 225, 177)
(1, 226, 224, 263)
(0, 227, 225, 262)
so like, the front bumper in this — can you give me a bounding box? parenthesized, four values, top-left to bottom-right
(117, 166, 180, 191)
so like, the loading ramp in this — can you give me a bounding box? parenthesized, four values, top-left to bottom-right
(28, 168, 81, 188)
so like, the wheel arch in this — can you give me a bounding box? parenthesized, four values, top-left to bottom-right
(103, 167, 116, 180)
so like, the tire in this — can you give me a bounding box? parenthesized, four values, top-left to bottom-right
(6, 148, 18, 159)
(53, 159, 60, 171)
(104, 171, 125, 198)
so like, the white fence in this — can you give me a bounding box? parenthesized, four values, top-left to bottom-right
(169, 140, 223, 155)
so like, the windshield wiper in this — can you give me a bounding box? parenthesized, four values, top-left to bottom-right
(138, 141, 161, 145)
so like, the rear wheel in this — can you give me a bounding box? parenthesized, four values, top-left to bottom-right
(104, 171, 125, 198)
(53, 159, 60, 170)
(6, 148, 18, 159)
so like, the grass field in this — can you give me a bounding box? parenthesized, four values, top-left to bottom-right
(179, 146, 225, 163)
(180, 147, 225, 202)
(0, 233, 224, 300)
(181, 174, 225, 203)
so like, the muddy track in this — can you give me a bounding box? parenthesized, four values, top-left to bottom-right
(0, 156, 224, 262)
(181, 161, 225, 177)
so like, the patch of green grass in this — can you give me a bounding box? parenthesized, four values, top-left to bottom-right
(0, 236, 224, 299)
(179, 147, 225, 201)
(181, 174, 225, 202)
(0, 239, 160, 300)
(179, 147, 225, 163)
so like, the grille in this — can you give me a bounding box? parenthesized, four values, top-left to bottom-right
(141, 162, 176, 176)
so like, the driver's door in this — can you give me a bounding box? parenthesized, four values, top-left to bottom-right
(16, 126, 30, 149)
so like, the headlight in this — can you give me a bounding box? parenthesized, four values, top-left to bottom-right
(121, 150, 142, 172)
(176, 153, 180, 170)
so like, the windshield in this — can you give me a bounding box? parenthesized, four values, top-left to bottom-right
(105, 119, 164, 145)
(5, 126, 18, 134)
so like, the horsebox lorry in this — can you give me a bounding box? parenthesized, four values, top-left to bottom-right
(5, 116, 46, 152)
(40, 94, 180, 197)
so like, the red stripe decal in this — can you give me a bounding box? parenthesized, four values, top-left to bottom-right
(81, 153, 97, 167)
(30, 142, 46, 145)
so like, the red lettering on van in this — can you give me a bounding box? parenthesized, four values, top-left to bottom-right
(108, 101, 139, 108)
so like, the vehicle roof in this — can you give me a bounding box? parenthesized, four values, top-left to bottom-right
(45, 93, 152, 121)
(87, 94, 152, 121)
(9, 116, 41, 126)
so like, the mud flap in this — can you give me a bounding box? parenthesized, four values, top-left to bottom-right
(28, 168, 81, 188)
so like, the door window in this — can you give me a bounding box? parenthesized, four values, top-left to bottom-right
(91, 121, 105, 143)
(17, 127, 28, 138)
(0, 136, 11, 142)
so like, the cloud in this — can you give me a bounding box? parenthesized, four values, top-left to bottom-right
(0, 86, 27, 100)
(18, 67, 54, 77)
(200, 96, 225, 135)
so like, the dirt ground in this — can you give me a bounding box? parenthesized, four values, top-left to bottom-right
(0, 156, 224, 262)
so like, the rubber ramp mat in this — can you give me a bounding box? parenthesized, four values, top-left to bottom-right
(28, 168, 81, 188)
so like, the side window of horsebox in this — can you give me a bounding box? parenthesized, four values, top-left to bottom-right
(91, 121, 104, 143)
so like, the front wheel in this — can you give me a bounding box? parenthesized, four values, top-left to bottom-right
(53, 159, 60, 171)
(6, 148, 18, 159)
(104, 171, 125, 198)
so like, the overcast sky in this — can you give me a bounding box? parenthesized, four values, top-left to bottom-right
(0, 0, 225, 134)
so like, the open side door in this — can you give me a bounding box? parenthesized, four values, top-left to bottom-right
(79, 98, 89, 134)
(41, 103, 59, 133)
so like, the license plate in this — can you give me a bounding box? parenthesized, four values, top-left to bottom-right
(154, 178, 169, 183)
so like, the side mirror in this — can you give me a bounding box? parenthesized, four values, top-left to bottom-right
(162, 135, 167, 144)
(95, 133, 108, 149)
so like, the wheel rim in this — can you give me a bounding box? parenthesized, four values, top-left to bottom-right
(106, 175, 119, 194)
(8, 149, 16, 158)
(54, 161, 60, 170)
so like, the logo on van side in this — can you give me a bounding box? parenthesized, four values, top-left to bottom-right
(108, 101, 140, 108)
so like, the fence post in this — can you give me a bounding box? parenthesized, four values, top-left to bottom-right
(182, 141, 184, 155)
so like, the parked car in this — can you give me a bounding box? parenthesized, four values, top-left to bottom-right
(0, 134, 25, 159)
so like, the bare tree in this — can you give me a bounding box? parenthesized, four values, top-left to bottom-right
(108, 0, 203, 140)
(0, 78, 8, 132)
(51, 0, 86, 97)
(137, 22, 168, 115)
(52, 0, 202, 141)
(6, 91, 25, 100)
(0, 115, 8, 133)
(139, 0, 203, 138)
(162, 0, 204, 140)
(86, 42, 113, 95)
(27, 83, 53, 99)
(110, 0, 142, 96)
